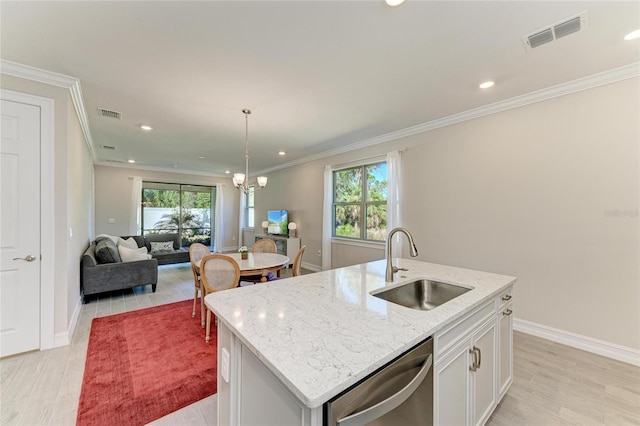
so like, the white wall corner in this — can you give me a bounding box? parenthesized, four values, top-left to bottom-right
(301, 261, 322, 273)
(514, 318, 640, 367)
(53, 296, 83, 348)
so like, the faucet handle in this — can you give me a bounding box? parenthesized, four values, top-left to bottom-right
(393, 266, 409, 273)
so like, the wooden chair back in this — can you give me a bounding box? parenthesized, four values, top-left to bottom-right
(292, 245, 306, 277)
(189, 243, 210, 285)
(251, 238, 277, 254)
(200, 254, 241, 293)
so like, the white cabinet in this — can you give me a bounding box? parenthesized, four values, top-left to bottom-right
(471, 320, 497, 426)
(434, 338, 471, 426)
(434, 319, 496, 426)
(497, 291, 514, 399)
(217, 321, 321, 426)
(255, 234, 300, 266)
(434, 286, 513, 426)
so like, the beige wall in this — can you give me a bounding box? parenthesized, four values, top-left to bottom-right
(1, 74, 93, 337)
(66, 96, 94, 325)
(94, 166, 240, 251)
(255, 77, 639, 351)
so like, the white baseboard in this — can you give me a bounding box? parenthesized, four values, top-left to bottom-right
(53, 296, 82, 348)
(514, 318, 640, 367)
(301, 261, 322, 272)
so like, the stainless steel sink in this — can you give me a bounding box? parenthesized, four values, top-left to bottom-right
(371, 279, 472, 311)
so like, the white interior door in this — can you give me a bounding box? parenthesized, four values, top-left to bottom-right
(0, 99, 41, 357)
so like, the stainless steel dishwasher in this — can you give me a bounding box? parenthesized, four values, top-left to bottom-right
(325, 337, 433, 426)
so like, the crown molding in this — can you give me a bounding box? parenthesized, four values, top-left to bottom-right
(95, 160, 230, 179)
(0, 59, 96, 161)
(257, 61, 640, 175)
(3, 59, 637, 177)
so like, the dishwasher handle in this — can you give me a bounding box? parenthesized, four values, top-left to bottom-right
(336, 354, 433, 426)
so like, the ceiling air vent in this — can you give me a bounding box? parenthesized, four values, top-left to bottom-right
(101, 145, 116, 151)
(105, 159, 124, 163)
(523, 11, 587, 51)
(97, 108, 122, 120)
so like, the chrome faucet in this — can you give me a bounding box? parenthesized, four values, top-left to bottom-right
(385, 227, 419, 282)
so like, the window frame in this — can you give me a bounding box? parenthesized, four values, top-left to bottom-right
(332, 161, 387, 242)
(140, 181, 214, 247)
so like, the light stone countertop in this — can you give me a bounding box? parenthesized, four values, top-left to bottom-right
(205, 258, 516, 409)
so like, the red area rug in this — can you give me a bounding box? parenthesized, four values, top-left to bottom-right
(76, 300, 217, 426)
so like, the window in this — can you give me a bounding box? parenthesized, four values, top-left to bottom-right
(141, 182, 214, 247)
(333, 162, 387, 241)
(245, 185, 255, 228)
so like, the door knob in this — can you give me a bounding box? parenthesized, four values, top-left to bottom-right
(13, 255, 37, 262)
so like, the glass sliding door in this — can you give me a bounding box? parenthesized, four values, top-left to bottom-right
(141, 182, 215, 248)
(180, 185, 212, 247)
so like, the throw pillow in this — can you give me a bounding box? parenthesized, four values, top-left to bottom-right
(118, 237, 139, 250)
(95, 238, 122, 264)
(118, 245, 151, 262)
(150, 241, 174, 253)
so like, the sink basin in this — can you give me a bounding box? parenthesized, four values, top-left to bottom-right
(371, 279, 472, 311)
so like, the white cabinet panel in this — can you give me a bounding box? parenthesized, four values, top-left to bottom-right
(498, 303, 513, 399)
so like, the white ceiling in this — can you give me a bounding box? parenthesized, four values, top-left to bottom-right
(1, 1, 639, 176)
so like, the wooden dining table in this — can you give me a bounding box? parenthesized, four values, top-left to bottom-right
(196, 252, 290, 283)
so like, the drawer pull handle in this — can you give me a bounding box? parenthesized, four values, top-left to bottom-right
(469, 348, 478, 372)
(501, 294, 512, 301)
(503, 309, 513, 316)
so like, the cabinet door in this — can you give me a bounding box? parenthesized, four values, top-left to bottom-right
(471, 320, 496, 426)
(434, 342, 470, 426)
(273, 238, 286, 256)
(498, 305, 513, 400)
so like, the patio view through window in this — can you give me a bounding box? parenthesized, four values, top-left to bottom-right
(333, 162, 387, 241)
(141, 182, 215, 247)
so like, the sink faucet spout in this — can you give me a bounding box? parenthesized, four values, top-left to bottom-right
(386, 227, 419, 282)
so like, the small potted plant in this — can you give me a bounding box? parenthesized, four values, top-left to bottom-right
(238, 246, 248, 260)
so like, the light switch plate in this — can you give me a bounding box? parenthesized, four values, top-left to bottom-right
(221, 347, 230, 383)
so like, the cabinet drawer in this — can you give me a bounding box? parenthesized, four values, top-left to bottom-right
(435, 300, 496, 359)
(498, 286, 513, 311)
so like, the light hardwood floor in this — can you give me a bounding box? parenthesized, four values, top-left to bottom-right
(1, 263, 638, 425)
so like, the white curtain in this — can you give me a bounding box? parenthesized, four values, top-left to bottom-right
(214, 185, 223, 253)
(386, 151, 403, 255)
(238, 189, 246, 249)
(130, 176, 142, 235)
(321, 165, 333, 270)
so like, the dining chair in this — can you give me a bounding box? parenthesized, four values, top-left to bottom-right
(189, 243, 210, 327)
(292, 245, 306, 277)
(200, 254, 241, 343)
(251, 238, 277, 253)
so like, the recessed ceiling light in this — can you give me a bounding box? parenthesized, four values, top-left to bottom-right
(128, 159, 135, 163)
(385, 0, 405, 6)
(278, 151, 286, 156)
(225, 170, 230, 174)
(624, 29, 640, 41)
(140, 125, 153, 131)
(479, 81, 495, 89)
(198, 156, 205, 159)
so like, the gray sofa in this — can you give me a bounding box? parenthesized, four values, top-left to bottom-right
(81, 242, 158, 300)
(123, 233, 190, 265)
(81, 233, 191, 301)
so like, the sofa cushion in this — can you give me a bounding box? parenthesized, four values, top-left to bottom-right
(95, 237, 121, 264)
(150, 241, 174, 253)
(118, 237, 139, 250)
(145, 233, 180, 251)
(118, 245, 152, 262)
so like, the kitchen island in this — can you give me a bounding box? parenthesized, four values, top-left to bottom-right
(205, 258, 516, 425)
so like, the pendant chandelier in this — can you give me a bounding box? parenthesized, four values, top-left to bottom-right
(232, 109, 267, 193)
